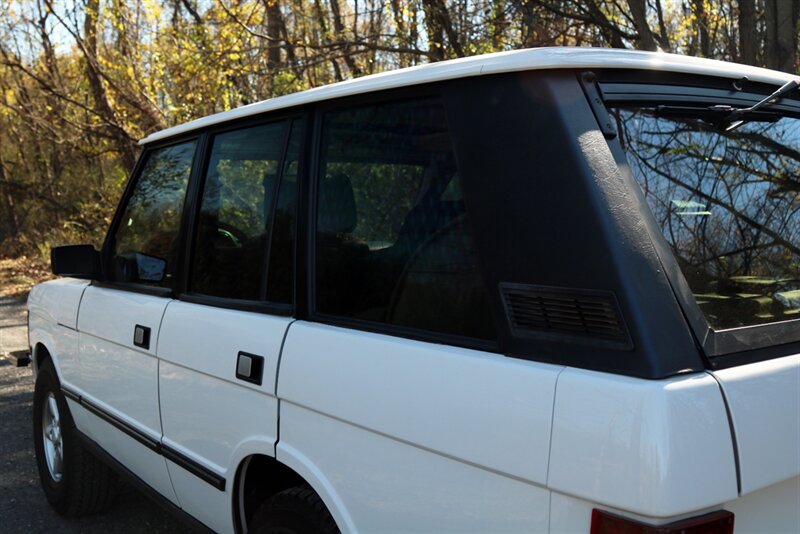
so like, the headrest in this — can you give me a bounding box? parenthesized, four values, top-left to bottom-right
(318, 173, 357, 234)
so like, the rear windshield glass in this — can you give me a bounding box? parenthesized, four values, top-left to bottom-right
(612, 106, 800, 330)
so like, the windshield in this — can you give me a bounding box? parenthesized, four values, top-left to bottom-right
(612, 106, 800, 330)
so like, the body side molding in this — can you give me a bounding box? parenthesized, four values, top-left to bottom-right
(75, 429, 215, 533)
(62, 386, 226, 491)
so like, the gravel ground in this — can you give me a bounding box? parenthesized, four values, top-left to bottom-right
(0, 296, 194, 533)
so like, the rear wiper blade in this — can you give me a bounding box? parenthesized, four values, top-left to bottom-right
(724, 78, 800, 131)
(655, 105, 782, 124)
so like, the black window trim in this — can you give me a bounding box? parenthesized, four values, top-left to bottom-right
(177, 109, 309, 315)
(305, 85, 503, 354)
(597, 72, 800, 365)
(178, 292, 292, 316)
(99, 133, 202, 298)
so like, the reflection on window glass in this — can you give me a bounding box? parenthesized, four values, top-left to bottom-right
(614, 108, 800, 329)
(111, 141, 196, 287)
(266, 119, 303, 304)
(192, 122, 286, 300)
(316, 98, 496, 341)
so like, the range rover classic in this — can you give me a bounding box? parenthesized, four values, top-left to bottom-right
(29, 48, 800, 533)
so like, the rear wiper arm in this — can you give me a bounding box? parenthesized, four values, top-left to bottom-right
(724, 78, 800, 131)
(655, 105, 781, 124)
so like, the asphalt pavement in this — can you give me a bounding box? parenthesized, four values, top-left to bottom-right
(0, 295, 194, 533)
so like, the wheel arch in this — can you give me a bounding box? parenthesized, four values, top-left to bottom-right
(274, 442, 356, 533)
(31, 337, 61, 379)
(232, 450, 353, 534)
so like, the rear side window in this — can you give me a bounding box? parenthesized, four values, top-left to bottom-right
(110, 140, 196, 287)
(266, 119, 304, 304)
(191, 121, 287, 301)
(315, 97, 496, 341)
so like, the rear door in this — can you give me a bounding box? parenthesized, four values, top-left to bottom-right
(277, 96, 559, 532)
(77, 139, 197, 504)
(157, 117, 303, 532)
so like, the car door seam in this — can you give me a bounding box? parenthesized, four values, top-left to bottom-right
(274, 319, 297, 454)
(545, 366, 567, 488)
(706, 371, 742, 495)
(274, 318, 297, 397)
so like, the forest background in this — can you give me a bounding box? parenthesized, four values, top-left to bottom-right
(0, 0, 798, 294)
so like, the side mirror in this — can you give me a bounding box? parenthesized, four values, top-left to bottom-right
(51, 245, 102, 280)
(133, 253, 166, 282)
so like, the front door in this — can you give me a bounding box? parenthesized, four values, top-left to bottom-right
(77, 139, 197, 504)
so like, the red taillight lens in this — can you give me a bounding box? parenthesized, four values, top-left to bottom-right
(591, 509, 734, 534)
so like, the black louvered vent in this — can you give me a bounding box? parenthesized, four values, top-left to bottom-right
(500, 283, 631, 348)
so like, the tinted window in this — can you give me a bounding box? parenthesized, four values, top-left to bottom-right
(265, 119, 303, 304)
(315, 98, 496, 341)
(110, 141, 196, 287)
(614, 106, 800, 329)
(191, 122, 286, 300)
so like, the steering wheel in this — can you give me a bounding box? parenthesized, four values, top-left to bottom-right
(214, 221, 248, 248)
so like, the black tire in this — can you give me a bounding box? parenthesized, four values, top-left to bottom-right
(33, 359, 118, 516)
(249, 485, 339, 534)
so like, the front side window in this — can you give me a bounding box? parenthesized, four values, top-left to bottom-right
(315, 97, 496, 341)
(191, 121, 287, 301)
(613, 104, 800, 330)
(110, 141, 196, 287)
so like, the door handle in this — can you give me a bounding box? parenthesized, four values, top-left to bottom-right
(133, 325, 151, 349)
(236, 352, 264, 386)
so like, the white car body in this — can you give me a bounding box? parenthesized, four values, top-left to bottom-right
(29, 48, 800, 533)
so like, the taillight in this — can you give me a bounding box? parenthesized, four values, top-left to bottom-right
(591, 509, 734, 534)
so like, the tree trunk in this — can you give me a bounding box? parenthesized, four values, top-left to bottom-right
(765, 0, 799, 73)
(330, 0, 363, 76)
(83, 0, 137, 169)
(626, 0, 658, 51)
(586, 0, 626, 49)
(422, 0, 445, 61)
(0, 153, 19, 241)
(422, 0, 464, 59)
(266, 0, 282, 73)
(738, 0, 757, 65)
(389, 0, 410, 67)
(692, 0, 711, 57)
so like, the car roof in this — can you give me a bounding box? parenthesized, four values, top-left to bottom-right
(140, 46, 799, 145)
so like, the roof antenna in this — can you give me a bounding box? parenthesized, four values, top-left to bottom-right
(733, 76, 748, 91)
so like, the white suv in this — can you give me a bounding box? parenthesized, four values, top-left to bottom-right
(28, 48, 800, 533)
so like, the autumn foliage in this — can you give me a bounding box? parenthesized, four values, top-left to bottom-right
(0, 0, 798, 263)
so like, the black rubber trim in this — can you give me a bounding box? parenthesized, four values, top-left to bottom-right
(75, 429, 215, 533)
(178, 293, 292, 317)
(63, 386, 226, 491)
(61, 387, 80, 403)
(161, 445, 226, 491)
(77, 393, 160, 453)
(91, 280, 173, 298)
